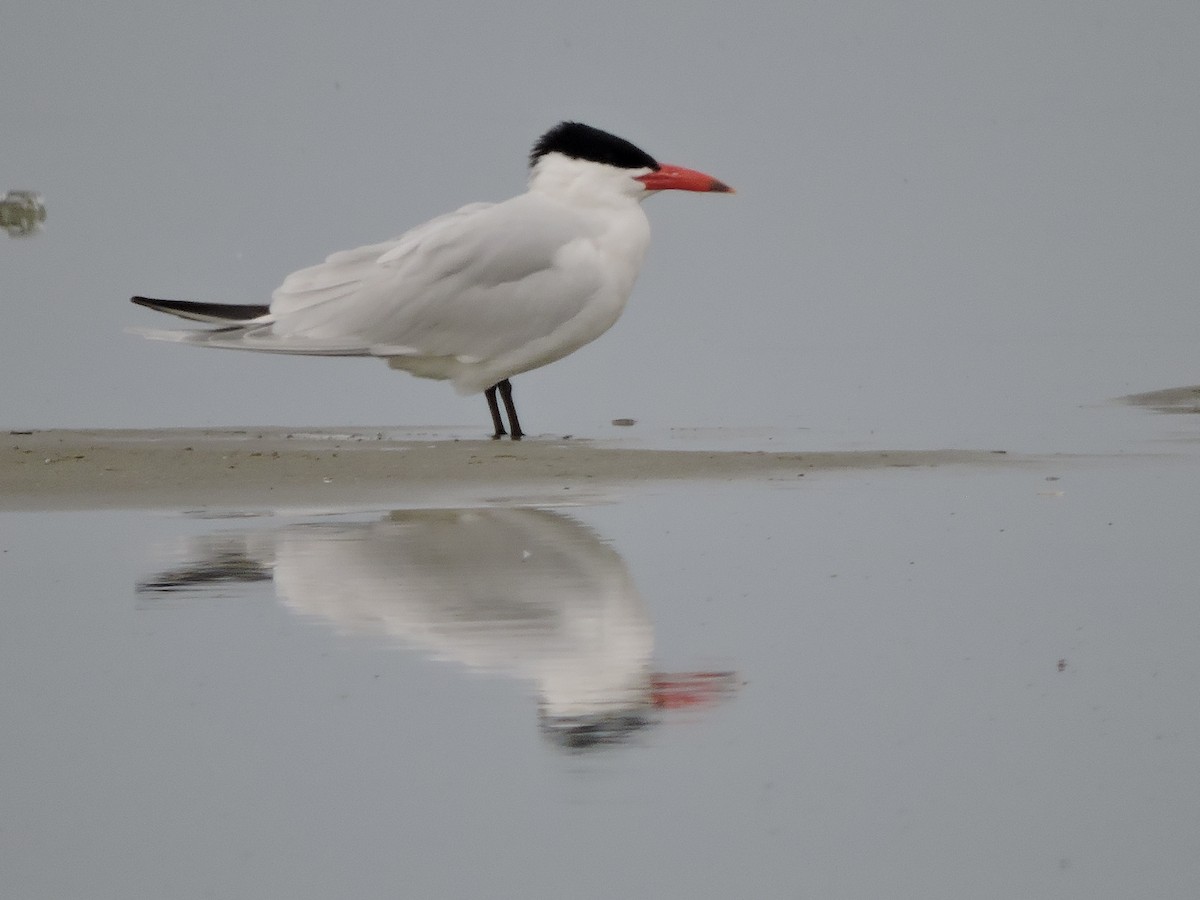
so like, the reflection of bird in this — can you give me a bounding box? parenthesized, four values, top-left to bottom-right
(131, 122, 732, 439)
(139, 509, 734, 749)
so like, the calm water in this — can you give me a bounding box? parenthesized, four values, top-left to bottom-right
(3, 405, 1199, 898)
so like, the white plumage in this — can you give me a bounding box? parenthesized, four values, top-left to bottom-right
(132, 122, 731, 437)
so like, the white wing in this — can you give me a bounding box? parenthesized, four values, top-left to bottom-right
(265, 194, 608, 363)
(133, 189, 650, 393)
(267, 202, 494, 319)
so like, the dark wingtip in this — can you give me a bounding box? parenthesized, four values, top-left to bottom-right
(130, 296, 270, 322)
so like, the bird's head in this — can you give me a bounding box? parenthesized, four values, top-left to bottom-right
(529, 121, 733, 201)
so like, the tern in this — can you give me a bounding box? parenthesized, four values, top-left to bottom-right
(131, 121, 732, 439)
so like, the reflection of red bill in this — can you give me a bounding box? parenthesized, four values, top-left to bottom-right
(650, 671, 739, 710)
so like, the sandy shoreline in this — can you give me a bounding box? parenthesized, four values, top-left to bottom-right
(1118, 385, 1200, 415)
(2, 428, 1019, 511)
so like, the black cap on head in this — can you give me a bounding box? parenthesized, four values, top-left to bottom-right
(530, 122, 659, 171)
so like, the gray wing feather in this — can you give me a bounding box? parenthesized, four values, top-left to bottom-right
(266, 197, 603, 360)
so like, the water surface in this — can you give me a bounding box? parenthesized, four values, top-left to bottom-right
(3, 430, 1198, 897)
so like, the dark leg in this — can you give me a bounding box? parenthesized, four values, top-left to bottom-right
(485, 384, 506, 439)
(497, 378, 524, 440)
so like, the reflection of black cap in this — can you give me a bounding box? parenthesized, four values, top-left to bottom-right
(538, 709, 657, 752)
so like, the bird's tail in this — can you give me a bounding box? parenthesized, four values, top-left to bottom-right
(129, 295, 379, 356)
(130, 296, 272, 325)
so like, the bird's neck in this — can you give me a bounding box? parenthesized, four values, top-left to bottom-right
(527, 155, 647, 209)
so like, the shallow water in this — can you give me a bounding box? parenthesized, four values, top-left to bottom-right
(3, 408, 1199, 898)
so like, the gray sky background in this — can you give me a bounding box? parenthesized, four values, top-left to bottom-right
(3, 2, 1198, 450)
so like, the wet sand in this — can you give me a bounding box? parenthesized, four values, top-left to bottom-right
(1118, 385, 1200, 415)
(1, 428, 1020, 511)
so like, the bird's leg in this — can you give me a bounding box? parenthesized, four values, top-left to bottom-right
(498, 378, 524, 440)
(485, 384, 506, 439)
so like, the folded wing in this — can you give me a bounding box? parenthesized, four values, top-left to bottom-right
(264, 196, 605, 362)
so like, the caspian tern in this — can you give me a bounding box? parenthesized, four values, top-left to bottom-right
(131, 122, 732, 439)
